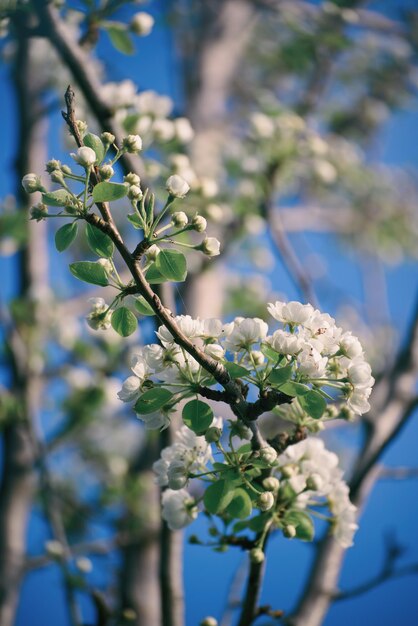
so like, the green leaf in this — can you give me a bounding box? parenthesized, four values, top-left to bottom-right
(127, 213, 144, 229)
(69, 261, 109, 286)
(134, 296, 155, 316)
(106, 23, 134, 55)
(134, 388, 174, 415)
(155, 249, 187, 282)
(203, 480, 235, 515)
(182, 399, 213, 435)
(260, 342, 283, 362)
(92, 182, 128, 203)
(111, 307, 137, 337)
(225, 488, 252, 520)
(278, 381, 310, 397)
(84, 133, 105, 164)
(298, 390, 327, 419)
(268, 364, 293, 385)
(285, 510, 314, 541)
(86, 223, 114, 258)
(248, 512, 271, 532)
(55, 222, 78, 252)
(224, 362, 250, 379)
(42, 189, 74, 207)
(145, 263, 167, 284)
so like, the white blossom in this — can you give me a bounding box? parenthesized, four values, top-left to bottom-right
(268, 300, 314, 325)
(174, 117, 194, 143)
(269, 329, 302, 355)
(161, 489, 198, 530)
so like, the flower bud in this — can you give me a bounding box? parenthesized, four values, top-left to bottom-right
(50, 170, 65, 185)
(166, 174, 190, 198)
(101, 132, 115, 146)
(249, 548, 265, 564)
(71, 146, 97, 168)
(30, 203, 48, 221)
(306, 473, 323, 491)
(22, 173, 44, 193)
(122, 609, 136, 621)
(196, 237, 221, 257)
(200, 618, 218, 626)
(283, 524, 296, 538)
(61, 165, 72, 175)
(45, 540, 64, 558)
(130, 12, 154, 36)
(75, 557, 92, 573)
(146, 244, 160, 260)
(262, 476, 280, 492)
(124, 172, 141, 186)
(258, 446, 278, 465)
(250, 350, 265, 366)
(122, 134, 143, 153)
(171, 211, 188, 228)
(97, 258, 113, 275)
(46, 159, 61, 173)
(257, 491, 275, 511)
(99, 164, 114, 180)
(76, 120, 88, 136)
(128, 185, 143, 200)
(168, 473, 188, 490)
(205, 426, 222, 443)
(192, 214, 207, 232)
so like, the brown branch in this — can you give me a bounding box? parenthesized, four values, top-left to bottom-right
(378, 466, 418, 481)
(334, 563, 418, 601)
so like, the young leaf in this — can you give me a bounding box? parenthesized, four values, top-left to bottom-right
(86, 223, 114, 258)
(69, 261, 109, 286)
(268, 364, 293, 385)
(42, 189, 74, 207)
(105, 23, 134, 55)
(134, 296, 155, 316)
(134, 388, 174, 415)
(55, 222, 78, 252)
(92, 182, 128, 203)
(83, 133, 105, 164)
(155, 249, 187, 282)
(298, 390, 327, 419)
(145, 263, 167, 284)
(127, 213, 144, 229)
(224, 362, 250, 379)
(278, 381, 310, 397)
(182, 399, 214, 435)
(203, 480, 235, 515)
(111, 307, 137, 337)
(225, 488, 252, 520)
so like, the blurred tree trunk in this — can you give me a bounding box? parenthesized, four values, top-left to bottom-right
(0, 25, 48, 626)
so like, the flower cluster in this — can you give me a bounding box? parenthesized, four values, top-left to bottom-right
(276, 438, 358, 547)
(118, 301, 374, 431)
(114, 301, 373, 549)
(153, 419, 222, 530)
